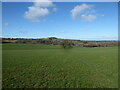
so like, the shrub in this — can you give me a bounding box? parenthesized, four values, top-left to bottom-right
(62, 40, 73, 48)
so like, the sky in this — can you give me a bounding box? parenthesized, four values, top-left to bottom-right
(2, 1, 118, 40)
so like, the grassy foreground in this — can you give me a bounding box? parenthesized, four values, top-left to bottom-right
(2, 43, 118, 88)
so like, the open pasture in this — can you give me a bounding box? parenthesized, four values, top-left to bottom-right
(2, 44, 118, 88)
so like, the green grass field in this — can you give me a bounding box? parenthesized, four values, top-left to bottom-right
(2, 43, 118, 88)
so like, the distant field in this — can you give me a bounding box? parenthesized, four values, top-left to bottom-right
(2, 43, 118, 88)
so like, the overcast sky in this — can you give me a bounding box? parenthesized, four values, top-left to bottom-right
(2, 1, 118, 40)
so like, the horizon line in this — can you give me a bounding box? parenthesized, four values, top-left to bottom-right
(1, 37, 118, 41)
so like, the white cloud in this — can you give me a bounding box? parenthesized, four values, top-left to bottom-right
(24, 0, 53, 22)
(19, 31, 28, 35)
(4, 23, 10, 26)
(80, 14, 96, 21)
(24, 6, 49, 22)
(43, 19, 47, 22)
(101, 14, 105, 17)
(60, 30, 65, 33)
(71, 4, 91, 19)
(52, 7, 58, 12)
(34, 0, 53, 7)
(70, 3, 96, 21)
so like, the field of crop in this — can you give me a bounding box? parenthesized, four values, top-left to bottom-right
(2, 43, 118, 88)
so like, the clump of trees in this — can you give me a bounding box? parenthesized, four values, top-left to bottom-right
(48, 37, 58, 40)
(62, 40, 73, 48)
(83, 42, 98, 47)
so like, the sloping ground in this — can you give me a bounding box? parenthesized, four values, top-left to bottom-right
(2, 44, 118, 88)
(2, 38, 118, 47)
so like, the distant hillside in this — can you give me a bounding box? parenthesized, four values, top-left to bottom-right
(2, 37, 118, 47)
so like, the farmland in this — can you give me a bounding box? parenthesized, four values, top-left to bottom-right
(2, 43, 118, 88)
